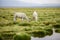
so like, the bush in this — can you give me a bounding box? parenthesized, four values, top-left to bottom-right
(45, 29, 53, 36)
(55, 29, 60, 33)
(0, 34, 2, 40)
(24, 27, 32, 31)
(32, 30, 46, 38)
(53, 24, 60, 28)
(0, 20, 14, 27)
(43, 21, 50, 25)
(14, 35, 23, 40)
(18, 23, 31, 26)
(14, 33, 31, 40)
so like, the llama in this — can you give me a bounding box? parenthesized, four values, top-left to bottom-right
(14, 12, 29, 22)
(33, 11, 38, 22)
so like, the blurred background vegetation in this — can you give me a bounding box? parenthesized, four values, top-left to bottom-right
(0, 8, 60, 40)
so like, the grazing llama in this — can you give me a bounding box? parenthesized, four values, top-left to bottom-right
(33, 11, 38, 22)
(14, 12, 29, 22)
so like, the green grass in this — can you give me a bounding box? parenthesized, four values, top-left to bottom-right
(0, 34, 2, 40)
(0, 8, 60, 38)
(14, 33, 31, 40)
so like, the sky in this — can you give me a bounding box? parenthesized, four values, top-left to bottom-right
(0, 0, 60, 7)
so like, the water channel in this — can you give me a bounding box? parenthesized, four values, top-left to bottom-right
(31, 28, 60, 40)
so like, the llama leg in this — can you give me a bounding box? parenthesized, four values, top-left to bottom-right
(35, 16, 38, 22)
(22, 18, 23, 21)
(14, 15, 16, 22)
(14, 18, 16, 22)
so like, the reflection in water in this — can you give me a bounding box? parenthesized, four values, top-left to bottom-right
(31, 28, 60, 40)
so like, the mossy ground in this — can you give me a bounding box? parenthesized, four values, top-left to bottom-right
(0, 8, 60, 39)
